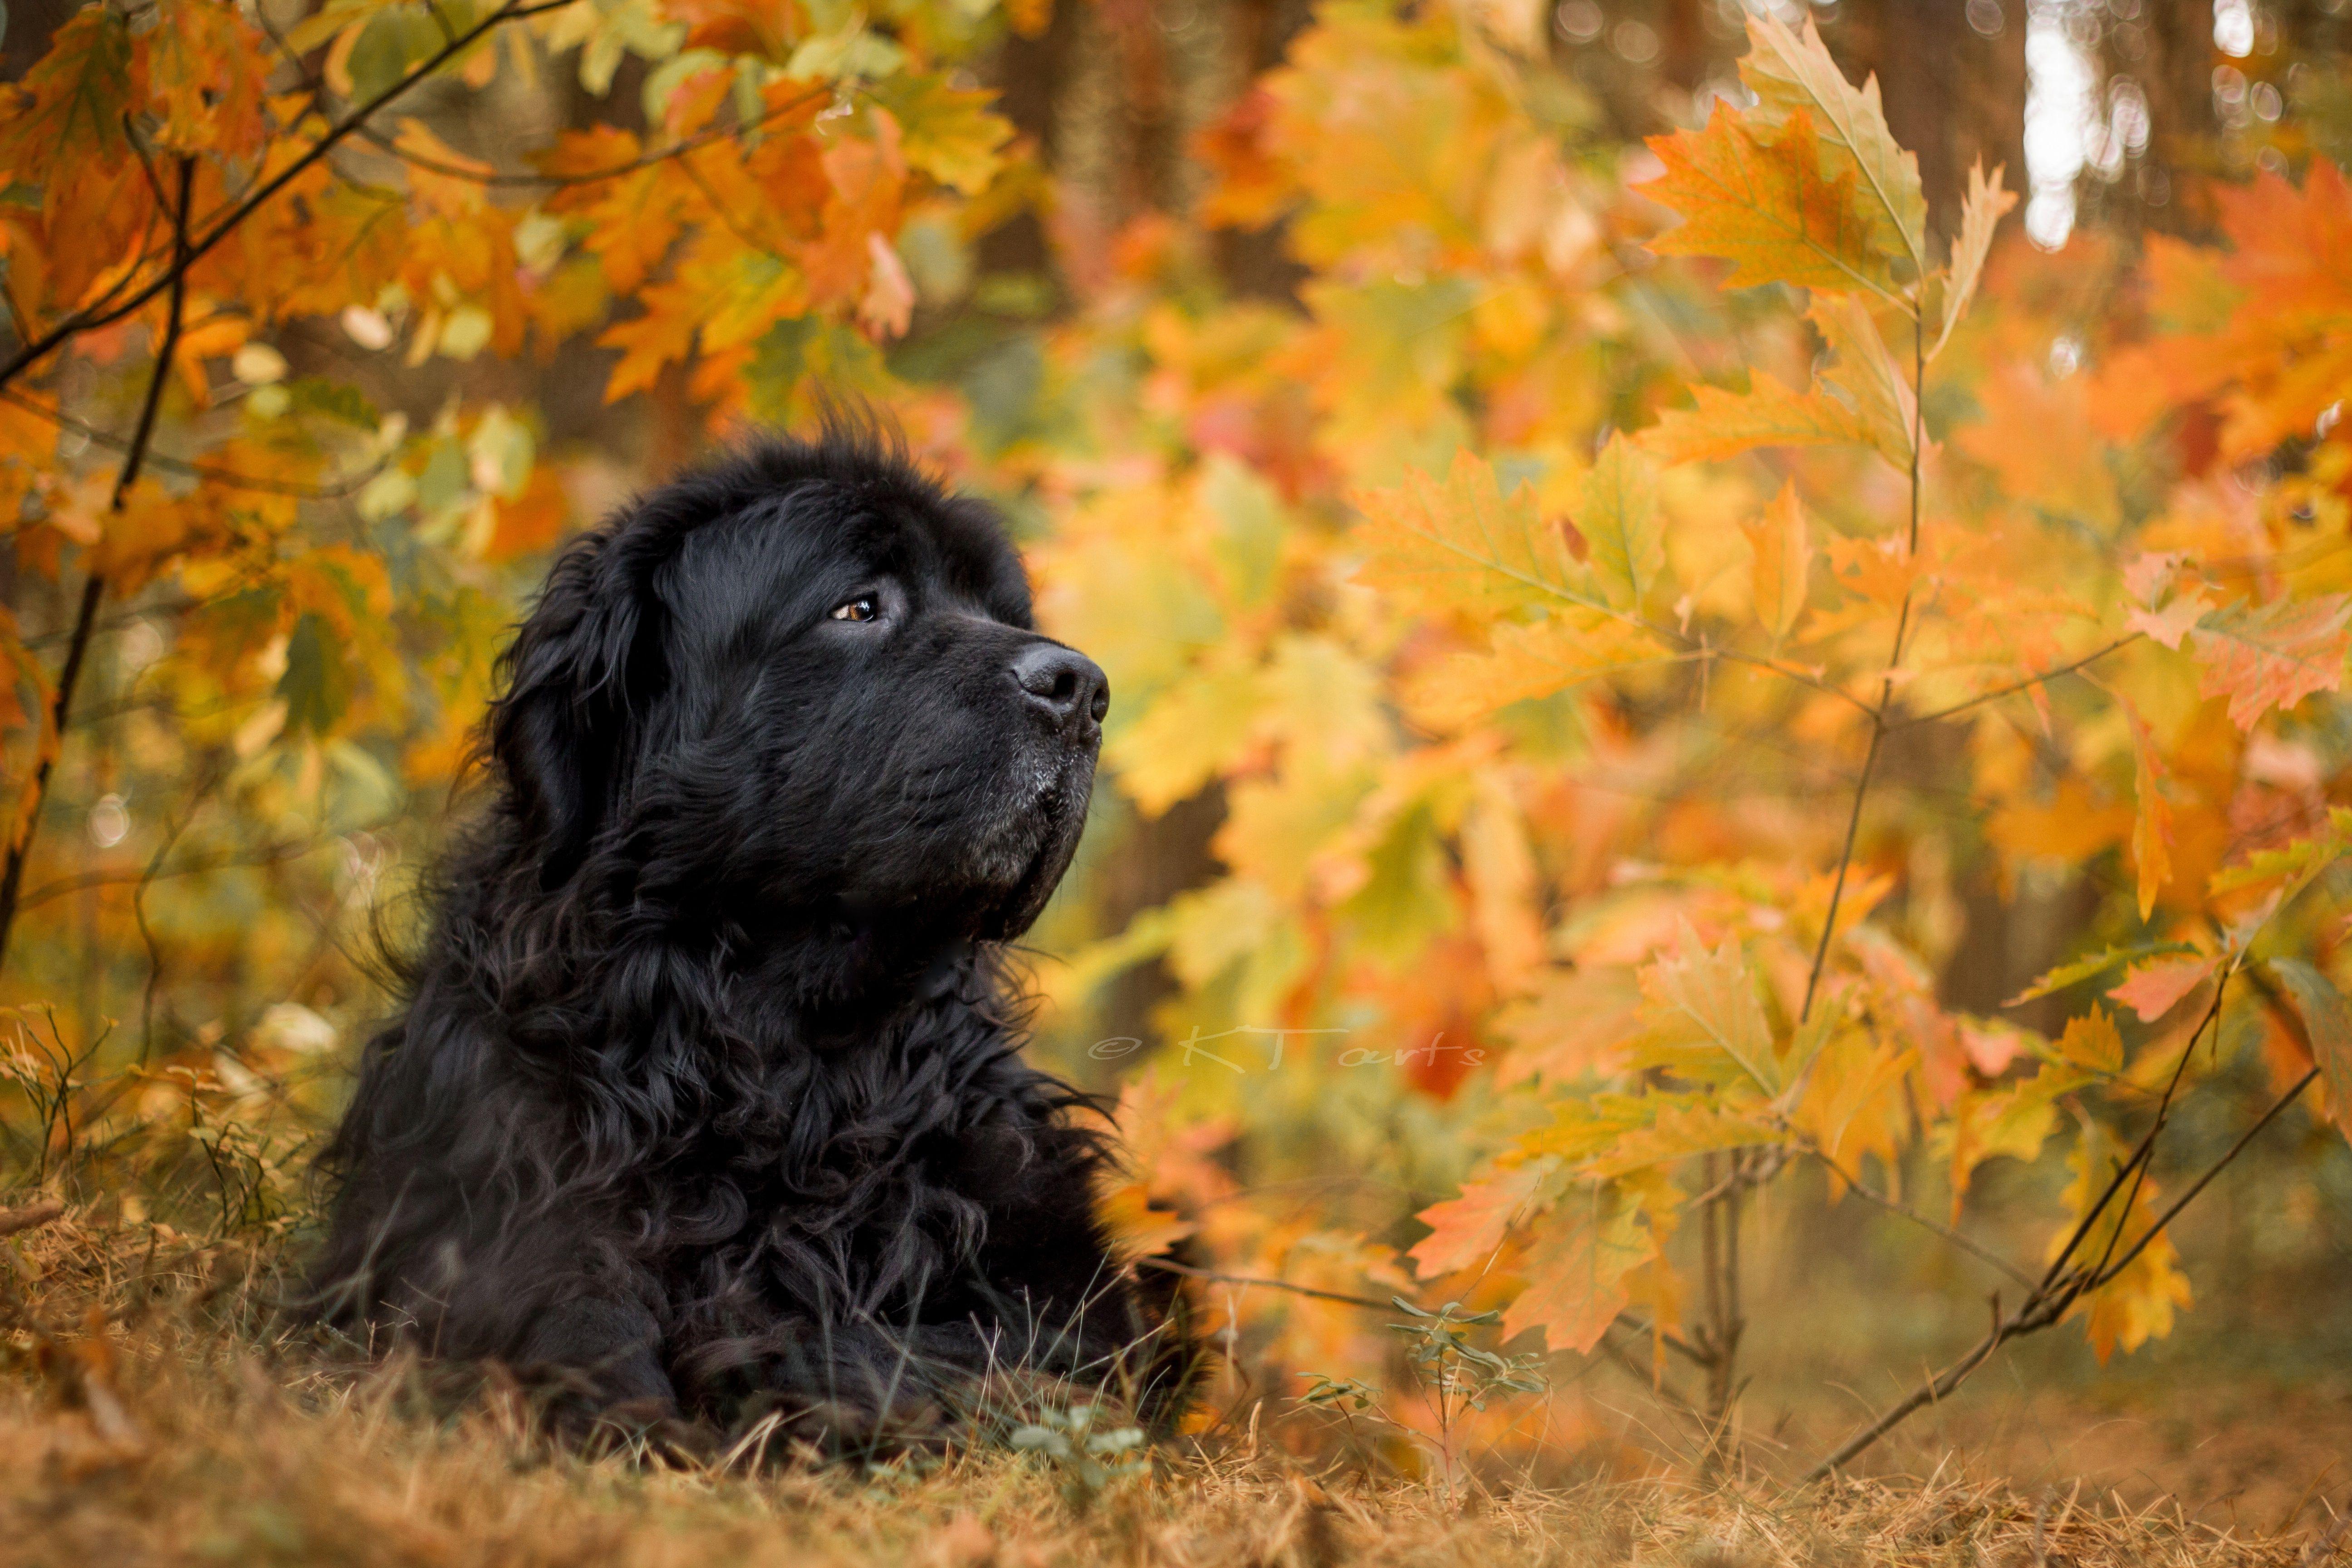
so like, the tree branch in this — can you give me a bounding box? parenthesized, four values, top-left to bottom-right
(1885, 636, 2144, 733)
(1801, 976, 2281, 1482)
(0, 158, 196, 977)
(0, 0, 576, 394)
(346, 82, 833, 188)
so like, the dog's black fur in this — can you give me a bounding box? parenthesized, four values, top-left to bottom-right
(306, 420, 1193, 1445)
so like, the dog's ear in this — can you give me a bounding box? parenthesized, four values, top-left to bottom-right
(487, 528, 658, 887)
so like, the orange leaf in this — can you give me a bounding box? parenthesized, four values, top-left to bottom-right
(1408, 1163, 1545, 1279)
(2107, 954, 2220, 1023)
(2189, 595, 2352, 731)
(1642, 108, 1892, 296)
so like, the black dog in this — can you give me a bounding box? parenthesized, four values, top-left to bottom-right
(307, 420, 1194, 1446)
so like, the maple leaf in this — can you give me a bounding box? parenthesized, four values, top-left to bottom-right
(1738, 480, 1811, 640)
(1500, 1183, 1657, 1354)
(1352, 449, 1581, 619)
(2107, 954, 2220, 1023)
(1929, 160, 2016, 361)
(2267, 959, 2352, 1143)
(1642, 108, 1895, 297)
(1736, 9, 1927, 280)
(2190, 596, 2352, 731)
(1408, 1162, 1548, 1278)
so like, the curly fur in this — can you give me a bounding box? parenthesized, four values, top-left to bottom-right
(305, 418, 1196, 1445)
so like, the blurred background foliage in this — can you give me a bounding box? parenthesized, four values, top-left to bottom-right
(3, 0, 2352, 1489)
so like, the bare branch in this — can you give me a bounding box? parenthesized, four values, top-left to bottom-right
(1810, 1149, 2038, 1290)
(1885, 636, 2144, 733)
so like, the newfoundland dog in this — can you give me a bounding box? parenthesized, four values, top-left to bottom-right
(307, 419, 1195, 1447)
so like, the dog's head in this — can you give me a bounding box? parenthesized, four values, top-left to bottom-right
(484, 422, 1105, 949)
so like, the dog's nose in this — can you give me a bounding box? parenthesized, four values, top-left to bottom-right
(1010, 643, 1109, 730)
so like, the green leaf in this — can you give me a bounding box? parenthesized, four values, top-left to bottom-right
(278, 612, 353, 735)
(1579, 433, 1662, 611)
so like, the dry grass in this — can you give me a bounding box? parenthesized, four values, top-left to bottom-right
(3, 1205, 2345, 1568)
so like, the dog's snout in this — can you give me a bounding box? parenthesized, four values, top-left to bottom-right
(1010, 643, 1109, 730)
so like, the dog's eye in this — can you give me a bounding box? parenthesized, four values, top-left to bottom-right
(829, 595, 880, 623)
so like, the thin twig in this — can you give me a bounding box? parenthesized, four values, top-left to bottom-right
(0, 0, 576, 394)
(1812, 1149, 2038, 1290)
(1798, 310, 1928, 1022)
(1886, 636, 2144, 733)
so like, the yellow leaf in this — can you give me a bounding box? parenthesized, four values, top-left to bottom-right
(1738, 480, 1812, 640)
(1931, 160, 2017, 361)
(1579, 432, 1662, 611)
(2118, 694, 2174, 920)
(1640, 370, 1879, 466)
(1352, 449, 1579, 619)
(1807, 294, 1918, 471)
(1104, 660, 1264, 816)
(1738, 10, 1927, 280)
(1635, 921, 1779, 1095)
(1402, 611, 1661, 729)
(2056, 1007, 2125, 1073)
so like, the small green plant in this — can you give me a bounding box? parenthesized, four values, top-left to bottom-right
(1301, 1298, 1550, 1499)
(1007, 1403, 1148, 1508)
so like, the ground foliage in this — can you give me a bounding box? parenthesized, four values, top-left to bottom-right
(0, 0, 2349, 1512)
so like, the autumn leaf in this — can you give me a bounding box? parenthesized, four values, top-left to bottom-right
(1929, 159, 2016, 361)
(1738, 481, 1812, 640)
(2189, 595, 2352, 730)
(1635, 921, 1778, 1095)
(874, 75, 1015, 196)
(1807, 294, 1918, 470)
(1736, 9, 1927, 281)
(1500, 1183, 1657, 1354)
(1408, 1161, 1548, 1278)
(2107, 954, 2220, 1023)
(1641, 370, 1881, 466)
(2116, 692, 2174, 921)
(1403, 612, 1662, 729)
(2267, 958, 2352, 1142)
(1352, 449, 1580, 618)
(2055, 1006, 2124, 1073)
(1578, 434, 1662, 611)
(2009, 942, 2200, 1005)
(1642, 108, 1893, 297)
